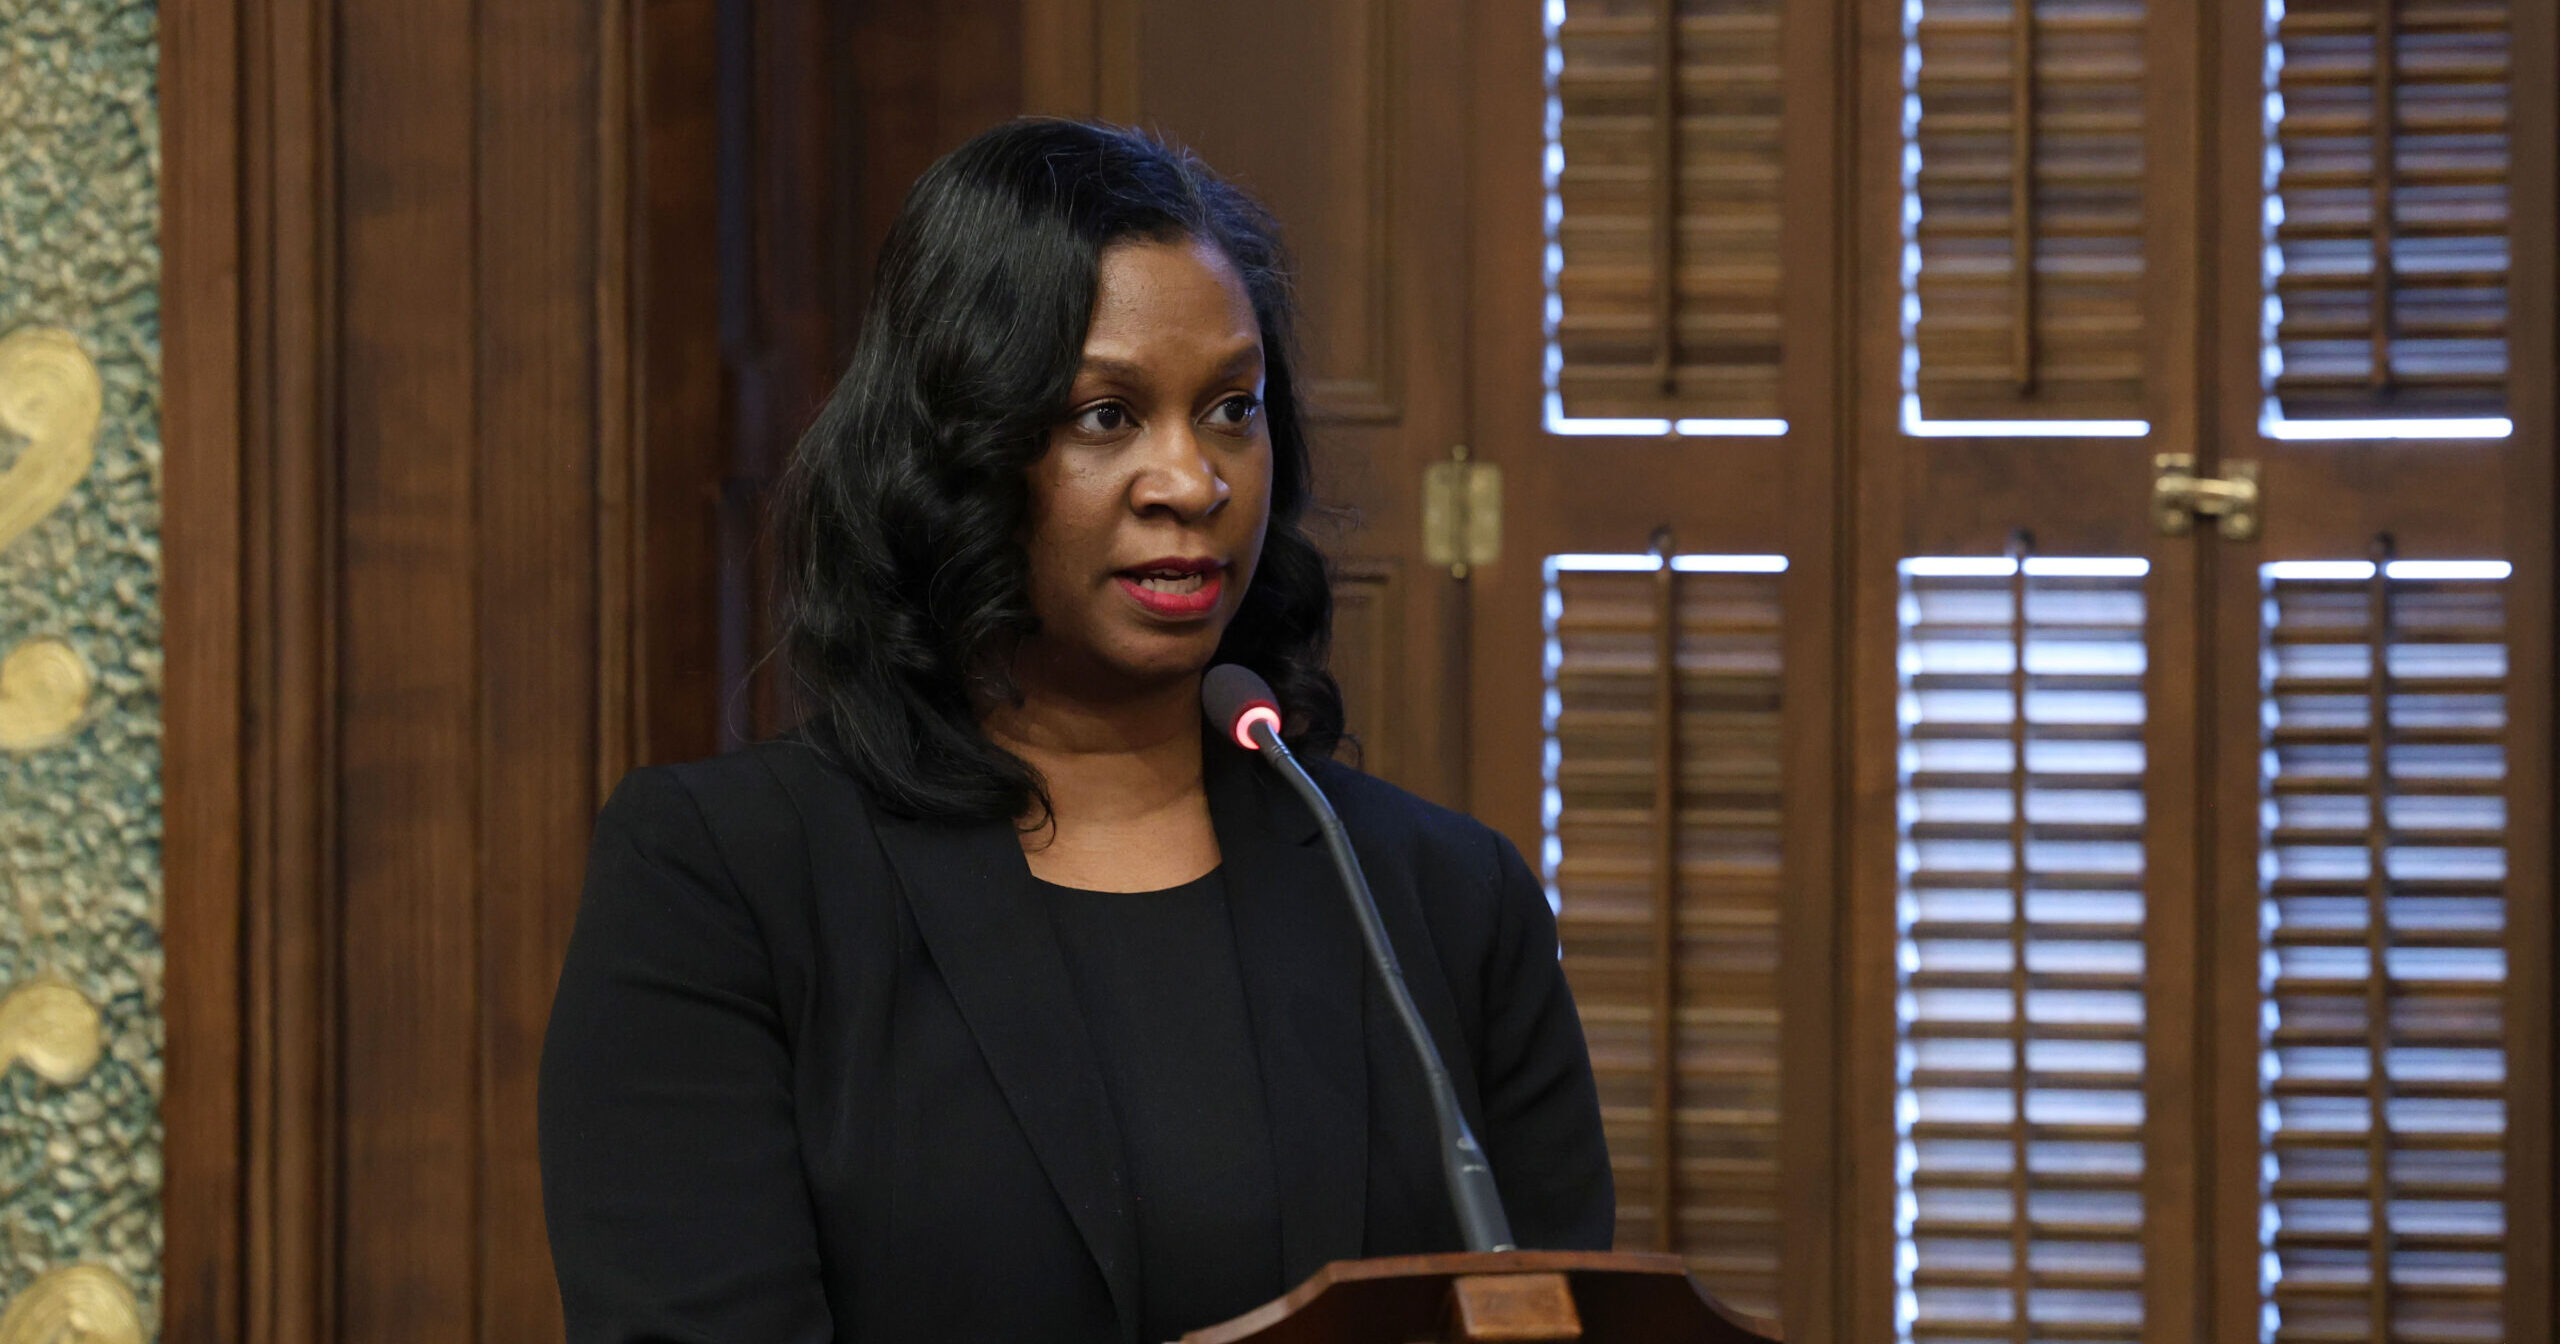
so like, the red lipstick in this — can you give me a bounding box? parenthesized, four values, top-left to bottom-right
(1115, 558, 1225, 619)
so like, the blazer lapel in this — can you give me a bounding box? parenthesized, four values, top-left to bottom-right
(1204, 740, 1371, 1285)
(872, 810, 1143, 1343)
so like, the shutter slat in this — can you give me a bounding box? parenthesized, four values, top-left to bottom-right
(2284, 3, 2505, 33)
(1897, 556, 2152, 1344)
(1910, 1072, 2145, 1092)
(1908, 972, 2147, 991)
(1904, 0, 2152, 423)
(1910, 923, 2142, 941)
(1547, 558, 1787, 1318)
(2265, 0, 2514, 426)
(1912, 1022, 2148, 1043)
(1911, 1171, 2147, 1193)
(1906, 1127, 2146, 1146)
(1549, 0, 1786, 422)
(2272, 929, 2506, 949)
(2259, 562, 2512, 1344)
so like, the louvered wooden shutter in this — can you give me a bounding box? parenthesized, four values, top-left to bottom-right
(2266, 0, 2512, 426)
(1894, 558, 2150, 1343)
(2258, 561, 2512, 1343)
(1904, 0, 2149, 423)
(1547, 0, 1784, 422)
(1543, 555, 1786, 1319)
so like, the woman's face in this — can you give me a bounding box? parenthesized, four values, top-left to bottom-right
(1019, 236, 1273, 696)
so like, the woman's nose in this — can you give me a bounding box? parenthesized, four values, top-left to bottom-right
(1130, 427, 1229, 519)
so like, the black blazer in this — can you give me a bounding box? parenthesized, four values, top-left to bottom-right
(537, 734, 1613, 1343)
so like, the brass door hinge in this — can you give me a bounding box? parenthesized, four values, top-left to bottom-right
(2153, 453, 2260, 541)
(1424, 445, 1502, 578)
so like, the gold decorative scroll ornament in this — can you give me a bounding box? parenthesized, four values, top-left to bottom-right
(0, 638, 91, 751)
(0, 1265, 143, 1344)
(0, 977, 103, 1085)
(0, 327, 101, 553)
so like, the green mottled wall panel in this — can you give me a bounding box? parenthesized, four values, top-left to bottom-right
(0, 0, 165, 1339)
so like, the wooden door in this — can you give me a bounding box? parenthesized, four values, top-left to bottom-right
(1459, 2, 2554, 1343)
(1463, 0, 1846, 1327)
(1837, 2, 2216, 1341)
(2198, 2, 2556, 1341)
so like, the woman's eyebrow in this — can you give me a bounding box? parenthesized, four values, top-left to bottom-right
(1077, 355, 1151, 382)
(1209, 343, 1266, 378)
(1074, 343, 1265, 384)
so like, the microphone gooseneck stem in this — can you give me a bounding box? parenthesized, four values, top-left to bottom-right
(1248, 721, 1518, 1254)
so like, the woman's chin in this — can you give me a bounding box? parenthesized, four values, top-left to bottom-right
(1097, 630, 1228, 688)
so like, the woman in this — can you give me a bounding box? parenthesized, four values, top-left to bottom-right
(538, 118, 1611, 1344)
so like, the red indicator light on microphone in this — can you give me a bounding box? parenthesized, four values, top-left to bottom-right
(1204, 664, 1286, 750)
(1231, 703, 1282, 750)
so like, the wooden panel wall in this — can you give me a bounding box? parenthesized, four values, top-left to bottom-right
(165, 1, 1483, 1332)
(156, 3, 2560, 1343)
(627, 0, 726, 767)
(162, 1, 1033, 1337)
(159, 0, 709, 1338)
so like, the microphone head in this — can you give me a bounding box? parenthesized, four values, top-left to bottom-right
(1202, 663, 1284, 750)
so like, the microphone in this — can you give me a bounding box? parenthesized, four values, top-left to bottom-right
(1202, 664, 1517, 1254)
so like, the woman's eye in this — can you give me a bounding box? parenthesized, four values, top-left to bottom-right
(1207, 395, 1262, 430)
(1072, 403, 1131, 435)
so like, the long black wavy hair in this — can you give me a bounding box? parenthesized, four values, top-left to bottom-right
(773, 118, 1345, 823)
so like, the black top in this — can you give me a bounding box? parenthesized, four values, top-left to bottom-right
(1038, 867, 1284, 1341)
(539, 736, 1613, 1344)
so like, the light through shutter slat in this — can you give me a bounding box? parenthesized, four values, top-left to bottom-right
(1902, 0, 2151, 426)
(2258, 561, 2511, 1344)
(1543, 554, 1786, 1319)
(1895, 556, 2149, 1344)
(2262, 0, 2513, 429)
(1546, 0, 1786, 424)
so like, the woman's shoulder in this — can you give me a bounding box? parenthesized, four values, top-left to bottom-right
(1294, 759, 1556, 1021)
(585, 739, 905, 1006)
(596, 737, 877, 896)
(628, 735, 864, 819)
(1298, 756, 1530, 894)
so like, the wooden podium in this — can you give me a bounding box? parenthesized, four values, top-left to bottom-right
(1180, 1251, 1783, 1344)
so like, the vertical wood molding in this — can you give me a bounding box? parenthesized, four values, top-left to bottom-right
(1774, 0, 1850, 1334)
(159, 0, 247, 1337)
(1842, 3, 1911, 1340)
(631, 0, 723, 767)
(594, 0, 639, 798)
(256, 0, 342, 1333)
(164, 0, 652, 1338)
(332, 0, 485, 1333)
(2501, 0, 2556, 1334)
(471, 0, 610, 1333)
(2141, 2, 2212, 1341)
(161, 0, 347, 1341)
(2198, 8, 2266, 1344)
(1302, 0, 1399, 425)
(225, 0, 344, 1341)
(1327, 560, 1401, 782)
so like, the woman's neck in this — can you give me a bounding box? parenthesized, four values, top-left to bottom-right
(987, 676, 1201, 802)
(982, 665, 1218, 886)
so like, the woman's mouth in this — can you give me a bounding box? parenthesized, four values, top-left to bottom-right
(1115, 562, 1224, 619)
